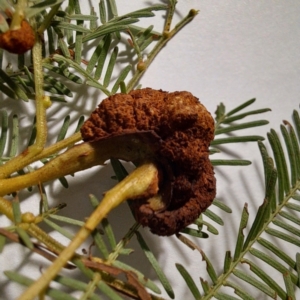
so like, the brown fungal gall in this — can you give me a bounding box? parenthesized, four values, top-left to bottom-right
(0, 19, 35, 54)
(81, 88, 216, 236)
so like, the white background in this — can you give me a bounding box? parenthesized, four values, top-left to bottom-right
(0, 1, 300, 299)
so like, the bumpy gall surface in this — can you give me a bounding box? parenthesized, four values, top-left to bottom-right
(81, 88, 216, 235)
(0, 19, 35, 54)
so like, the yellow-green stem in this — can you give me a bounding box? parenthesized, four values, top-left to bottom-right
(0, 17, 48, 179)
(0, 132, 81, 180)
(84, 272, 101, 298)
(163, 0, 176, 32)
(0, 197, 13, 220)
(0, 142, 102, 196)
(26, 224, 66, 255)
(17, 162, 158, 300)
(126, 9, 198, 92)
(31, 17, 47, 150)
(0, 132, 157, 196)
(10, 0, 26, 30)
(34, 132, 82, 160)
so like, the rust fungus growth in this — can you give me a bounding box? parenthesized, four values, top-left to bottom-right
(0, 19, 35, 54)
(81, 88, 216, 236)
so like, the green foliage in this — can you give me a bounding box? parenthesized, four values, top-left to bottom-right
(175, 110, 300, 299)
(0, 1, 299, 300)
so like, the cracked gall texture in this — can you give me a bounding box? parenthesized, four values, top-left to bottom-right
(0, 19, 35, 54)
(81, 88, 216, 236)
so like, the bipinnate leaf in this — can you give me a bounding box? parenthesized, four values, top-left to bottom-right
(173, 108, 300, 299)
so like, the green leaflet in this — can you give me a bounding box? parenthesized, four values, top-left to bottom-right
(279, 210, 300, 226)
(203, 209, 224, 225)
(249, 247, 298, 284)
(215, 120, 269, 135)
(0, 233, 5, 253)
(283, 273, 296, 300)
(0, 69, 28, 101)
(56, 115, 71, 142)
(64, 14, 98, 21)
(49, 214, 85, 226)
(5, 271, 77, 300)
(176, 263, 202, 299)
(0, 111, 8, 160)
(211, 159, 251, 166)
(43, 218, 74, 240)
(195, 219, 219, 235)
(103, 46, 118, 87)
(101, 218, 117, 250)
(52, 21, 92, 33)
(266, 227, 300, 247)
(54, 275, 102, 300)
(180, 227, 209, 238)
(281, 123, 297, 186)
(214, 292, 241, 300)
(296, 253, 300, 286)
(232, 268, 278, 298)
(210, 135, 264, 145)
(91, 229, 110, 259)
(212, 199, 232, 213)
(200, 277, 210, 295)
(267, 129, 290, 202)
(223, 251, 232, 274)
(15, 227, 33, 250)
(224, 281, 255, 300)
(257, 237, 296, 270)
(135, 231, 175, 298)
(272, 218, 300, 237)
(226, 98, 256, 116)
(222, 108, 271, 124)
(233, 204, 249, 261)
(25, 0, 65, 19)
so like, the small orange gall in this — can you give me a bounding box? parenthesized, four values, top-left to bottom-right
(137, 60, 146, 71)
(22, 212, 35, 223)
(0, 19, 35, 54)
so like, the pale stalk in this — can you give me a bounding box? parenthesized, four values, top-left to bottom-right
(0, 17, 48, 179)
(0, 131, 156, 196)
(0, 142, 104, 196)
(164, 0, 176, 32)
(25, 224, 66, 255)
(9, 0, 26, 30)
(0, 132, 82, 180)
(18, 162, 158, 300)
(0, 197, 13, 220)
(33, 131, 82, 160)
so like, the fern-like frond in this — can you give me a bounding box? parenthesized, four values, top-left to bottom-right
(0, 1, 167, 104)
(175, 109, 300, 299)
